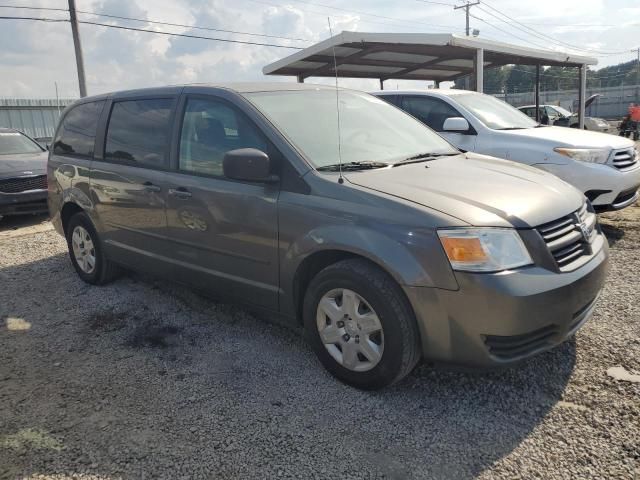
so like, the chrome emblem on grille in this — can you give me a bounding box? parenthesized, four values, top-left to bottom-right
(578, 222, 590, 240)
(22, 171, 33, 175)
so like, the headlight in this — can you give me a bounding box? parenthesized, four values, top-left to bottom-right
(553, 147, 609, 164)
(438, 228, 533, 272)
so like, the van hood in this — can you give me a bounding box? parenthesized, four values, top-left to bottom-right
(346, 153, 584, 228)
(499, 125, 633, 149)
(0, 152, 48, 178)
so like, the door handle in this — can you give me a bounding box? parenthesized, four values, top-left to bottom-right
(168, 187, 192, 199)
(142, 182, 161, 193)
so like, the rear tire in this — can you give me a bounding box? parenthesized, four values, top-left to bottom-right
(65, 212, 120, 285)
(303, 259, 421, 390)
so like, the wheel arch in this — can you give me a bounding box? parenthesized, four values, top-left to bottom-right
(285, 225, 439, 324)
(60, 202, 85, 235)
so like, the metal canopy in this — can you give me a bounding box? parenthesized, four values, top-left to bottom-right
(264, 31, 598, 128)
(263, 31, 597, 83)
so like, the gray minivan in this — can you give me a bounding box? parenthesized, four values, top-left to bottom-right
(48, 84, 609, 389)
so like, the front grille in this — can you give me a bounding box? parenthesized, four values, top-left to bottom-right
(536, 202, 597, 271)
(610, 148, 638, 170)
(484, 325, 559, 360)
(0, 175, 47, 194)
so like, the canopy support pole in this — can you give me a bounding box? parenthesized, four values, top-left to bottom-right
(578, 64, 586, 129)
(296, 74, 304, 83)
(434, 80, 440, 89)
(474, 48, 484, 93)
(379, 79, 384, 90)
(535, 64, 541, 122)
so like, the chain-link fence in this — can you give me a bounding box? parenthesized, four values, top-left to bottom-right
(490, 84, 640, 120)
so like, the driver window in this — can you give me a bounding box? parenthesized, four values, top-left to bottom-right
(179, 97, 268, 177)
(402, 96, 463, 132)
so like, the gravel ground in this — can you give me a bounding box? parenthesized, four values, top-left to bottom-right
(0, 208, 638, 480)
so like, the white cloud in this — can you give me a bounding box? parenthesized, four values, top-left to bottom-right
(0, 0, 636, 98)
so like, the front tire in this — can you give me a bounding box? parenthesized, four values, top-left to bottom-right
(303, 259, 421, 390)
(65, 212, 119, 285)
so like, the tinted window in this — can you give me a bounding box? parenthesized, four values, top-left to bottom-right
(53, 101, 104, 157)
(105, 99, 173, 168)
(402, 96, 463, 132)
(520, 107, 534, 118)
(0, 131, 43, 155)
(378, 95, 402, 107)
(179, 97, 267, 177)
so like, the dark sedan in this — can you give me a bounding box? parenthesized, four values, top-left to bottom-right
(0, 128, 49, 219)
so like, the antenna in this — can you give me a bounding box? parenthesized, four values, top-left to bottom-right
(327, 17, 343, 184)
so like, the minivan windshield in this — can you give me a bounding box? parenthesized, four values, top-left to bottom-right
(454, 93, 539, 130)
(0, 131, 44, 155)
(245, 89, 458, 169)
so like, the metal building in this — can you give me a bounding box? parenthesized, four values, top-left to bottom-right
(0, 98, 76, 139)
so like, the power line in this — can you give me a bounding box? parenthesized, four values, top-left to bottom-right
(77, 20, 305, 49)
(0, 3, 312, 43)
(469, 13, 551, 50)
(479, 1, 629, 56)
(76, 9, 312, 43)
(0, 4, 68, 13)
(0, 15, 67, 22)
(415, 0, 458, 7)
(266, 0, 461, 31)
(0, 14, 306, 49)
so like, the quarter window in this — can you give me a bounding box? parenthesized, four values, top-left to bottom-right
(179, 98, 267, 177)
(53, 101, 105, 157)
(104, 99, 173, 168)
(402, 96, 463, 132)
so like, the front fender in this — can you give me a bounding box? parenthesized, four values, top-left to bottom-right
(280, 223, 459, 315)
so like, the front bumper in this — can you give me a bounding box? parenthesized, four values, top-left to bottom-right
(535, 161, 640, 210)
(0, 189, 48, 216)
(403, 240, 609, 367)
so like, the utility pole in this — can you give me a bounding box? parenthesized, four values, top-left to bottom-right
(68, 0, 87, 97)
(454, 0, 480, 36)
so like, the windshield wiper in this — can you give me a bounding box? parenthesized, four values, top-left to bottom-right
(495, 127, 527, 130)
(393, 152, 458, 167)
(316, 161, 388, 172)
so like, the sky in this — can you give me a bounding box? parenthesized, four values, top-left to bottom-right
(0, 0, 638, 98)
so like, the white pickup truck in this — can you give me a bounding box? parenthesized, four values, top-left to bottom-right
(374, 89, 639, 212)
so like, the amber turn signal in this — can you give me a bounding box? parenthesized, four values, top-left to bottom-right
(440, 237, 487, 262)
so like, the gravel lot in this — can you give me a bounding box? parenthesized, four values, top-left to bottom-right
(0, 206, 638, 480)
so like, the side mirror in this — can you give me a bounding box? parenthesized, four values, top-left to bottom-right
(442, 117, 470, 132)
(223, 148, 278, 183)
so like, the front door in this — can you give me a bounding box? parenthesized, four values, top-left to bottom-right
(91, 97, 176, 273)
(401, 96, 477, 152)
(163, 95, 280, 309)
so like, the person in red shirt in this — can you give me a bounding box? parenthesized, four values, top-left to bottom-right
(626, 104, 640, 140)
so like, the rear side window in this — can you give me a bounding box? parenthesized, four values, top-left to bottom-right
(520, 108, 533, 118)
(104, 99, 173, 169)
(53, 101, 104, 157)
(402, 96, 462, 132)
(378, 95, 401, 107)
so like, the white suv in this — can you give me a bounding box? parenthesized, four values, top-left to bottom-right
(373, 89, 639, 212)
